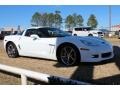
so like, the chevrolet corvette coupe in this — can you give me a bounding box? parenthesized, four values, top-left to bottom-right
(4, 27, 114, 66)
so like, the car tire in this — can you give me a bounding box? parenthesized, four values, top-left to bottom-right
(88, 34, 93, 36)
(57, 44, 80, 66)
(6, 43, 19, 58)
(74, 34, 77, 36)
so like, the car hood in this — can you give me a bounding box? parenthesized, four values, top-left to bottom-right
(64, 36, 110, 46)
(79, 36, 110, 46)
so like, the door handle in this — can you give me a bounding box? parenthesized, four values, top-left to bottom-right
(49, 44, 55, 46)
(33, 37, 37, 40)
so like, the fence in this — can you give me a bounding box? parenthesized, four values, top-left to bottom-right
(0, 64, 90, 85)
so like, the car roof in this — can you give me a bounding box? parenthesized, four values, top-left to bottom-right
(27, 26, 52, 29)
(74, 26, 92, 28)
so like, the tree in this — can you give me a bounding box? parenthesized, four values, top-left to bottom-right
(47, 13, 54, 27)
(87, 14, 98, 28)
(73, 13, 84, 27)
(41, 13, 48, 26)
(72, 13, 77, 27)
(65, 15, 74, 29)
(31, 11, 62, 28)
(76, 15, 84, 26)
(31, 11, 84, 29)
(31, 12, 41, 26)
(54, 11, 62, 28)
(65, 14, 84, 30)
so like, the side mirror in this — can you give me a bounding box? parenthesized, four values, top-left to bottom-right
(30, 34, 39, 40)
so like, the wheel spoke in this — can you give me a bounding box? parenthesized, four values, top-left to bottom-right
(69, 55, 75, 61)
(68, 48, 74, 56)
(8, 45, 12, 55)
(63, 47, 68, 55)
(61, 56, 69, 64)
(61, 56, 67, 58)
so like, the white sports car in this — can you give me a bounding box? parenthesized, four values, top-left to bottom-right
(4, 27, 114, 66)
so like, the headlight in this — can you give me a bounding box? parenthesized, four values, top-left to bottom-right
(80, 40, 99, 46)
(92, 37, 109, 45)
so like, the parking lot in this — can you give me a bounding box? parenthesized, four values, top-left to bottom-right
(0, 38, 120, 85)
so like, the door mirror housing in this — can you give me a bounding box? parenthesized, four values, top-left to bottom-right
(30, 34, 39, 40)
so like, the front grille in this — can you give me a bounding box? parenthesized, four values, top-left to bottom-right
(102, 52, 111, 58)
(92, 54, 99, 58)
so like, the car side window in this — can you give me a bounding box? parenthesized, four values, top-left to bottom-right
(25, 29, 47, 38)
(36, 30, 46, 37)
(75, 28, 82, 31)
(37, 28, 50, 38)
(25, 29, 36, 37)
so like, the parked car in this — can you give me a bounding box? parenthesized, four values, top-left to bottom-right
(99, 29, 109, 37)
(118, 30, 120, 39)
(0, 34, 3, 40)
(0, 31, 19, 40)
(0, 31, 11, 40)
(65, 30, 72, 35)
(4, 27, 114, 66)
(72, 26, 104, 38)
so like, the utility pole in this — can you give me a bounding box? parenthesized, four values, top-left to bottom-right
(17, 25, 21, 33)
(109, 5, 111, 31)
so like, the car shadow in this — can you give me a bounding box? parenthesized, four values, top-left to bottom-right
(113, 45, 120, 70)
(94, 74, 120, 85)
(20, 56, 57, 62)
(54, 45, 120, 84)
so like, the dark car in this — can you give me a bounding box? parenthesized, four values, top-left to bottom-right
(0, 31, 12, 40)
(0, 34, 4, 40)
(118, 30, 120, 39)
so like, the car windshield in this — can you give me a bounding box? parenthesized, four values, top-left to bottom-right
(17, 31, 24, 35)
(38, 28, 71, 37)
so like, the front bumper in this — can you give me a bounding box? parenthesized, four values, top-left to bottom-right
(80, 45, 114, 62)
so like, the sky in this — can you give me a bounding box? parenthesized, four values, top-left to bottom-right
(0, 5, 119, 29)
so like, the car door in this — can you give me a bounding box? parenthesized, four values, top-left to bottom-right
(31, 37, 55, 59)
(19, 29, 38, 56)
(19, 29, 55, 59)
(31, 28, 56, 59)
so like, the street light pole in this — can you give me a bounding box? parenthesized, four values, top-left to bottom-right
(109, 5, 111, 31)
